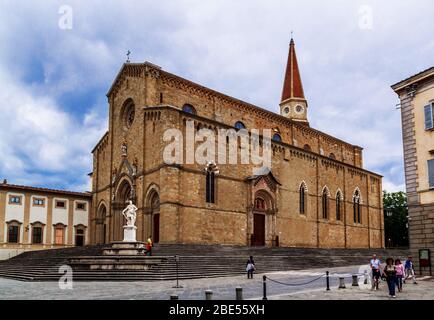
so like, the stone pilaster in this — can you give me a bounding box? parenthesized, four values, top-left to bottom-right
(0, 191, 6, 243)
(46, 196, 53, 245)
(23, 193, 30, 244)
(67, 199, 74, 245)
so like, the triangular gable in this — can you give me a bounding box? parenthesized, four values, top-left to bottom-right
(117, 158, 134, 178)
(246, 170, 281, 193)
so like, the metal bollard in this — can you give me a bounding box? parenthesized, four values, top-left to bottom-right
(352, 275, 359, 286)
(326, 271, 330, 291)
(205, 290, 213, 300)
(364, 270, 368, 284)
(170, 295, 179, 300)
(338, 277, 346, 289)
(262, 275, 268, 300)
(235, 287, 243, 300)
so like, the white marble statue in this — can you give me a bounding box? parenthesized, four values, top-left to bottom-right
(122, 200, 138, 227)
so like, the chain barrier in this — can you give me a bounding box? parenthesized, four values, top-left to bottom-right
(266, 274, 326, 286)
(261, 271, 369, 298)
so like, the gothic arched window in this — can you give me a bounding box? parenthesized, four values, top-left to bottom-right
(322, 188, 329, 219)
(205, 162, 218, 204)
(299, 183, 307, 214)
(336, 191, 342, 221)
(353, 190, 361, 223)
(206, 171, 216, 204)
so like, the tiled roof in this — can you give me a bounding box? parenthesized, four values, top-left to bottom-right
(0, 183, 92, 198)
(391, 66, 434, 91)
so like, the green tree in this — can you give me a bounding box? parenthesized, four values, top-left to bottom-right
(383, 191, 409, 248)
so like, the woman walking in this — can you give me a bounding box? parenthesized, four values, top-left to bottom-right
(246, 256, 255, 279)
(395, 259, 404, 292)
(383, 257, 397, 298)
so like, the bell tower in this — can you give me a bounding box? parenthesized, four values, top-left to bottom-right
(279, 38, 308, 125)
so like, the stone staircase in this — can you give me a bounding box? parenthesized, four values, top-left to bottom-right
(0, 244, 409, 282)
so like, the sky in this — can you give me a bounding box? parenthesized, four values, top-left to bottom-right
(0, 0, 433, 192)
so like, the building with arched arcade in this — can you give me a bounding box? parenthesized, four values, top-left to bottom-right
(90, 39, 384, 248)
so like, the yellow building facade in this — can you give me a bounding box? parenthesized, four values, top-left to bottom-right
(392, 67, 434, 275)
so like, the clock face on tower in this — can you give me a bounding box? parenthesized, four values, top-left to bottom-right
(295, 104, 304, 114)
(283, 107, 290, 114)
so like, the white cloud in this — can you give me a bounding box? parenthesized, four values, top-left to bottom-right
(0, 67, 106, 190)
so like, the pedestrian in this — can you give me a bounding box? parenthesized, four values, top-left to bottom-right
(246, 256, 255, 279)
(146, 236, 153, 256)
(383, 257, 397, 298)
(395, 258, 404, 292)
(404, 256, 417, 284)
(369, 254, 381, 290)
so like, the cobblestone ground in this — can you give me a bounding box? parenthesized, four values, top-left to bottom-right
(0, 264, 431, 300)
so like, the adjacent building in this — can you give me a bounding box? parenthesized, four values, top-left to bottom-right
(90, 39, 384, 248)
(392, 67, 434, 275)
(0, 181, 91, 259)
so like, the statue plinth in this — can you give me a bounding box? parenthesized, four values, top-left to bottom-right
(123, 225, 137, 242)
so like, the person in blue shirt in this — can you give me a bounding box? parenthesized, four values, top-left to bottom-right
(404, 256, 417, 284)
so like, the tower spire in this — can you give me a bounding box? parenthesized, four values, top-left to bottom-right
(279, 37, 308, 125)
(281, 37, 305, 101)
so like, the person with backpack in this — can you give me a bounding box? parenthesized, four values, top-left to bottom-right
(383, 257, 397, 298)
(246, 256, 255, 279)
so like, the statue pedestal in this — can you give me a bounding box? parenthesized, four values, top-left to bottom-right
(123, 225, 137, 242)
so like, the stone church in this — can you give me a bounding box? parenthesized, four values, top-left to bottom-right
(90, 39, 384, 248)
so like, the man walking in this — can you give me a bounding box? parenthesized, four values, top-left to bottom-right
(404, 256, 417, 284)
(370, 254, 381, 290)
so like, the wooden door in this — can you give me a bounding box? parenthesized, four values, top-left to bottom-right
(253, 214, 265, 246)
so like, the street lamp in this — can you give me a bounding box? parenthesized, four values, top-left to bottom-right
(172, 255, 183, 288)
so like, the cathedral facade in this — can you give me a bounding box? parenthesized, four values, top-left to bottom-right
(90, 40, 384, 248)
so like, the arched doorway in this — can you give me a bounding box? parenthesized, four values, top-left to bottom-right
(251, 191, 275, 246)
(96, 204, 107, 244)
(148, 191, 160, 243)
(113, 179, 132, 241)
(252, 197, 266, 246)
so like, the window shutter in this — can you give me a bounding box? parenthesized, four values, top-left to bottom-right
(424, 104, 433, 130)
(428, 159, 434, 188)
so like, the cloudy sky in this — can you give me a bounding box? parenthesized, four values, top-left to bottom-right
(0, 0, 433, 192)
